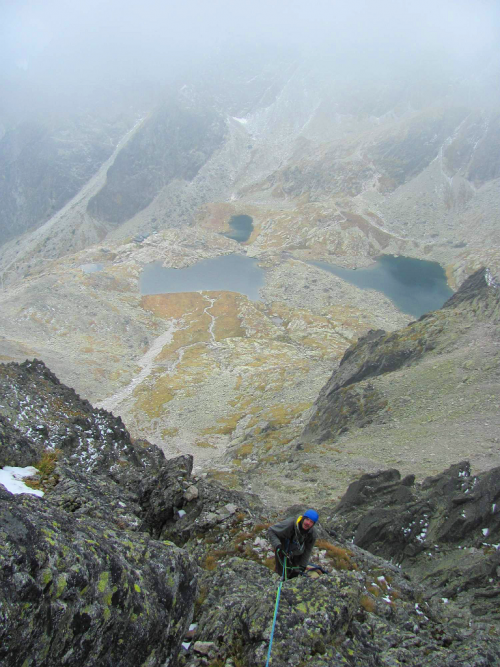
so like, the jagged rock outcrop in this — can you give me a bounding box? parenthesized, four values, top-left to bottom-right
(324, 461, 500, 622)
(0, 359, 203, 665)
(299, 268, 500, 444)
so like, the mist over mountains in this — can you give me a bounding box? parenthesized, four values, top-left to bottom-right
(0, 0, 499, 283)
(1, 3, 500, 665)
(1, 0, 499, 468)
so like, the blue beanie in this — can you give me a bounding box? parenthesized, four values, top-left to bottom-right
(303, 509, 319, 523)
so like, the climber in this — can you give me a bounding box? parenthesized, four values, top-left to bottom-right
(267, 509, 318, 579)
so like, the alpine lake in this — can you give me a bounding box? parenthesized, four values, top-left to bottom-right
(140, 215, 453, 318)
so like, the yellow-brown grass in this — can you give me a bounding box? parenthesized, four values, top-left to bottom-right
(316, 539, 358, 571)
(360, 593, 377, 613)
(25, 449, 61, 491)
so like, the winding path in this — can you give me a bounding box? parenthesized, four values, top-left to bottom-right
(96, 319, 179, 414)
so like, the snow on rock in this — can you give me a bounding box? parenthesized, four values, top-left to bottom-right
(0, 466, 43, 497)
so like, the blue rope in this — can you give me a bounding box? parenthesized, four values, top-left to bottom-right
(265, 557, 287, 666)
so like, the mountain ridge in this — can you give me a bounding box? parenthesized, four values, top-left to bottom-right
(1, 354, 499, 665)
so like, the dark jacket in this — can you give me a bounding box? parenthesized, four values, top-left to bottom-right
(267, 515, 317, 568)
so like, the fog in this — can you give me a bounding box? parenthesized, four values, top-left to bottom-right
(2, 0, 499, 111)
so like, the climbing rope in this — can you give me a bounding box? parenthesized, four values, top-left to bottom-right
(265, 555, 287, 666)
(264, 554, 328, 664)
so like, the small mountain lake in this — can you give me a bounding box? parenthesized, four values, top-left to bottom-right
(222, 215, 253, 242)
(140, 254, 264, 301)
(310, 255, 454, 318)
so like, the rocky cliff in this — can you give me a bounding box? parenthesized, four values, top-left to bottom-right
(1, 359, 500, 666)
(324, 460, 500, 623)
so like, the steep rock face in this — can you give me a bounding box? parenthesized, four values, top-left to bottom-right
(1, 360, 500, 665)
(0, 359, 205, 666)
(0, 487, 197, 667)
(0, 359, 203, 537)
(0, 415, 38, 467)
(300, 268, 500, 444)
(87, 101, 227, 225)
(0, 115, 127, 246)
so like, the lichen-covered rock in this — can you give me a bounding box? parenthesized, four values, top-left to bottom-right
(0, 489, 198, 667)
(193, 558, 364, 666)
(48, 464, 143, 531)
(2, 357, 500, 666)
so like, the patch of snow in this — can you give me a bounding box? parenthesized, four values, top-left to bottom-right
(178, 509, 187, 518)
(441, 598, 449, 604)
(485, 268, 499, 288)
(181, 642, 191, 650)
(482, 528, 489, 537)
(0, 466, 44, 497)
(232, 117, 248, 125)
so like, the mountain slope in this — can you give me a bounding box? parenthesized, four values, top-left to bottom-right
(231, 269, 500, 507)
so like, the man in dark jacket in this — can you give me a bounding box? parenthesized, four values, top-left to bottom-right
(267, 509, 318, 579)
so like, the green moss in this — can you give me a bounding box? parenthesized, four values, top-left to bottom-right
(41, 529, 56, 547)
(134, 584, 141, 593)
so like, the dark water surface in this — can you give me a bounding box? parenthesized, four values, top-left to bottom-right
(310, 255, 453, 318)
(140, 254, 264, 301)
(223, 215, 254, 242)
